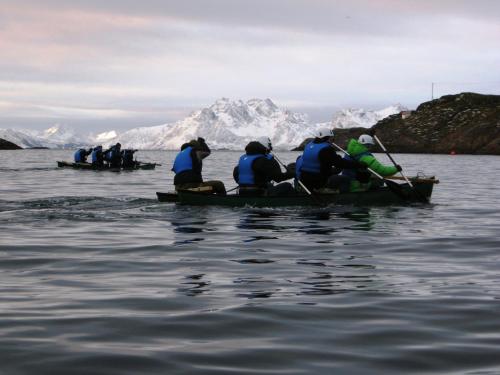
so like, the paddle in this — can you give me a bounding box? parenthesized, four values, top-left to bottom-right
(329, 141, 411, 202)
(270, 152, 326, 206)
(371, 133, 429, 203)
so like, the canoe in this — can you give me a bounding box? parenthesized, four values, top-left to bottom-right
(57, 161, 157, 171)
(156, 178, 437, 207)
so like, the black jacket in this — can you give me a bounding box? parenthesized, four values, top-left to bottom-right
(233, 142, 293, 188)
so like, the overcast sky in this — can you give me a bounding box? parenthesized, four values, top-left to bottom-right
(1, 0, 500, 131)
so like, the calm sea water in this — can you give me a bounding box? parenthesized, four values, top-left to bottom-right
(1, 149, 500, 375)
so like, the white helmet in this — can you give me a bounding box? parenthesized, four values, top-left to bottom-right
(315, 128, 335, 138)
(257, 136, 272, 151)
(358, 134, 375, 145)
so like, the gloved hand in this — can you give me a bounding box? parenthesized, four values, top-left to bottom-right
(395, 164, 402, 172)
(197, 137, 206, 144)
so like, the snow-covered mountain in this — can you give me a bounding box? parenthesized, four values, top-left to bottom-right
(331, 104, 407, 129)
(0, 124, 91, 149)
(104, 99, 406, 150)
(39, 124, 90, 147)
(104, 98, 322, 150)
(0, 129, 48, 148)
(93, 130, 118, 144)
(1, 99, 407, 149)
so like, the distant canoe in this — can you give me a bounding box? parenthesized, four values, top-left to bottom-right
(156, 178, 437, 207)
(57, 161, 157, 171)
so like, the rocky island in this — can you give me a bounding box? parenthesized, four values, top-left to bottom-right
(295, 93, 500, 154)
(0, 138, 22, 150)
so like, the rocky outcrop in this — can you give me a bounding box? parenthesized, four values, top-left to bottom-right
(293, 93, 500, 154)
(0, 138, 22, 150)
(369, 93, 500, 154)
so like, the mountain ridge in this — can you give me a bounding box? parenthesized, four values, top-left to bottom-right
(0, 99, 404, 150)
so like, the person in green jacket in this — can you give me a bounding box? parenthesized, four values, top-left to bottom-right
(341, 134, 402, 192)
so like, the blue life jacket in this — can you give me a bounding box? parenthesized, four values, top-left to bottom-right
(74, 149, 85, 163)
(237, 154, 266, 185)
(91, 148, 102, 163)
(295, 155, 303, 182)
(172, 146, 193, 174)
(300, 141, 330, 173)
(341, 152, 372, 179)
(104, 150, 112, 161)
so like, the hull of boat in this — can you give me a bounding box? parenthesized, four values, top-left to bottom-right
(57, 161, 156, 171)
(156, 180, 435, 207)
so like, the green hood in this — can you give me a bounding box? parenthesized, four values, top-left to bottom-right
(346, 139, 369, 157)
(345, 138, 398, 178)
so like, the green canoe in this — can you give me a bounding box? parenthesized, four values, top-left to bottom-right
(57, 161, 157, 171)
(156, 178, 437, 207)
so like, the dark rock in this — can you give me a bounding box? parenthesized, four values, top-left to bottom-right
(0, 138, 22, 150)
(292, 92, 500, 154)
(371, 92, 500, 154)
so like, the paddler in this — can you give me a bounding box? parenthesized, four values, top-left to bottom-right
(296, 128, 363, 191)
(121, 149, 137, 168)
(172, 137, 226, 195)
(233, 137, 295, 196)
(103, 142, 122, 168)
(91, 145, 104, 167)
(74, 148, 93, 163)
(341, 134, 402, 192)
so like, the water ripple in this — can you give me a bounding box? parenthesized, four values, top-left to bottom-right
(1, 150, 500, 374)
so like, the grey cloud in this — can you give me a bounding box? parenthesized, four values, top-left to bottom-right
(6, 0, 500, 38)
(2, 0, 500, 132)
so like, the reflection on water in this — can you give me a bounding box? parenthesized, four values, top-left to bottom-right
(179, 274, 210, 297)
(3, 150, 500, 375)
(237, 207, 374, 238)
(238, 211, 287, 231)
(170, 207, 210, 246)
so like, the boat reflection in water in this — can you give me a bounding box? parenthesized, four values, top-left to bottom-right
(170, 206, 209, 245)
(227, 207, 378, 300)
(178, 273, 211, 297)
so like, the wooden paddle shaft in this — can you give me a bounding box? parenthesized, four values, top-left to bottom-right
(330, 143, 385, 180)
(372, 134, 414, 188)
(271, 153, 313, 196)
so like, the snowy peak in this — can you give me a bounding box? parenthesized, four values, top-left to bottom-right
(0, 124, 91, 149)
(1, 100, 409, 150)
(97, 98, 313, 150)
(40, 124, 85, 146)
(332, 104, 407, 129)
(374, 104, 407, 119)
(155, 98, 312, 150)
(94, 130, 118, 144)
(0, 128, 49, 149)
